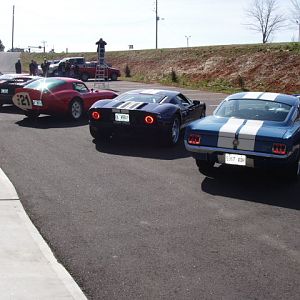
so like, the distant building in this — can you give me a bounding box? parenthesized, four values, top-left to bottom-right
(7, 48, 25, 52)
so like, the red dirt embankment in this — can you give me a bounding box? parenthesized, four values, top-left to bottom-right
(104, 43, 300, 94)
(21, 43, 300, 94)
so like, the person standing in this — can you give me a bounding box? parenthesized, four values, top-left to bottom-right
(96, 38, 107, 65)
(29, 60, 35, 75)
(41, 58, 50, 77)
(15, 59, 22, 73)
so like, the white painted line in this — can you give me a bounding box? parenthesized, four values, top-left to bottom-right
(0, 168, 19, 200)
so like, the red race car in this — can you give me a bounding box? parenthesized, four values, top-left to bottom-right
(12, 77, 118, 119)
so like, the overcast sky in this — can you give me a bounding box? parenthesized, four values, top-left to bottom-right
(0, 0, 297, 53)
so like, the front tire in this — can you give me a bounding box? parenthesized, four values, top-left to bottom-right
(69, 99, 83, 120)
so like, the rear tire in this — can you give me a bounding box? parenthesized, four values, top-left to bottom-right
(69, 98, 83, 120)
(81, 73, 89, 82)
(111, 73, 118, 81)
(196, 159, 215, 177)
(283, 155, 300, 181)
(89, 126, 111, 141)
(25, 111, 40, 119)
(162, 116, 180, 146)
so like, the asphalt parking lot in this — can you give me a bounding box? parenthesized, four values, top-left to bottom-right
(0, 80, 299, 300)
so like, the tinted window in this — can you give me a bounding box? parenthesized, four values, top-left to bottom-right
(215, 99, 292, 122)
(115, 93, 165, 103)
(174, 94, 192, 106)
(73, 82, 88, 93)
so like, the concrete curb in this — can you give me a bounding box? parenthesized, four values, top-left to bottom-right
(0, 168, 87, 299)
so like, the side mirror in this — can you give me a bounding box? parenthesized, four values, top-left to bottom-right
(193, 100, 200, 105)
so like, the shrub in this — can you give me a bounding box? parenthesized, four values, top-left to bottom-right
(171, 69, 178, 83)
(124, 64, 131, 77)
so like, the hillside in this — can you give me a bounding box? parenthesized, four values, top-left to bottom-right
(21, 43, 300, 94)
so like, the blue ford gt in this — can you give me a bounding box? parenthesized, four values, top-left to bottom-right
(184, 92, 300, 180)
(89, 89, 206, 146)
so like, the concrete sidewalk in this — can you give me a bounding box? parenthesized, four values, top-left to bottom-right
(0, 168, 87, 299)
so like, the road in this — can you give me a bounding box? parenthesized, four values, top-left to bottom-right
(0, 81, 299, 300)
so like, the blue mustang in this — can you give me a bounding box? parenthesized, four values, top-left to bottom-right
(184, 92, 300, 180)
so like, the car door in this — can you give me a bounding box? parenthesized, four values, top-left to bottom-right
(173, 94, 197, 124)
(73, 82, 94, 109)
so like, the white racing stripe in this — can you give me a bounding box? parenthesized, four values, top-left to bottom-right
(237, 120, 264, 150)
(259, 92, 280, 101)
(140, 89, 161, 94)
(217, 118, 245, 148)
(117, 101, 144, 110)
(243, 92, 263, 99)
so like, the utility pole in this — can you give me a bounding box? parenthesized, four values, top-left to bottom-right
(185, 35, 191, 47)
(41, 40, 47, 53)
(155, 0, 158, 49)
(297, 20, 300, 42)
(155, 0, 164, 49)
(12, 5, 15, 52)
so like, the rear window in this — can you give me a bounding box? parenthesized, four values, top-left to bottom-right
(25, 78, 66, 92)
(115, 93, 165, 104)
(215, 99, 292, 122)
(0, 75, 34, 83)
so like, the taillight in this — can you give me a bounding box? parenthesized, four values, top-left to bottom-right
(144, 115, 155, 124)
(91, 111, 101, 120)
(188, 134, 201, 145)
(272, 143, 286, 155)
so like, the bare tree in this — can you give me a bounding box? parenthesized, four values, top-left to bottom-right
(290, 0, 300, 18)
(0, 40, 5, 52)
(245, 0, 286, 43)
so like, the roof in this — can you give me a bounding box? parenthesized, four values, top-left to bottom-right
(226, 92, 299, 106)
(125, 89, 180, 97)
(0, 73, 38, 79)
(34, 77, 83, 84)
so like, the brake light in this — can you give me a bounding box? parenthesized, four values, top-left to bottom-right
(91, 111, 101, 120)
(188, 134, 201, 145)
(272, 143, 286, 155)
(144, 115, 155, 124)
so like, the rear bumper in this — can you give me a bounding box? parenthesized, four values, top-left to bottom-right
(89, 121, 167, 137)
(185, 142, 299, 168)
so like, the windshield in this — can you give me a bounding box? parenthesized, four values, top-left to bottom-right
(115, 92, 165, 104)
(215, 99, 292, 122)
(25, 78, 66, 92)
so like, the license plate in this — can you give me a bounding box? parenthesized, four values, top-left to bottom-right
(225, 153, 246, 166)
(115, 113, 129, 123)
(1, 89, 8, 94)
(32, 100, 43, 106)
